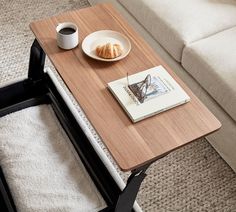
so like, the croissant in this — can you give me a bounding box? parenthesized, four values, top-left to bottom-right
(96, 43, 122, 59)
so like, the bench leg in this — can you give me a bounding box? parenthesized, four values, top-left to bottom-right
(28, 39, 45, 81)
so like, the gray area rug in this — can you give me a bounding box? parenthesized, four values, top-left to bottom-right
(0, 0, 236, 211)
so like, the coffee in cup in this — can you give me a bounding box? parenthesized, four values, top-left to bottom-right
(56, 22, 79, 50)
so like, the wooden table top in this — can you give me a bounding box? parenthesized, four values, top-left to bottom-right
(30, 3, 221, 171)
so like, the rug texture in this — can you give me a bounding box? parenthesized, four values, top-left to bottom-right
(0, 105, 106, 212)
(0, 0, 236, 212)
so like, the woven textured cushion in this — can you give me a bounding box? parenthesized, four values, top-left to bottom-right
(118, 0, 236, 62)
(182, 27, 236, 122)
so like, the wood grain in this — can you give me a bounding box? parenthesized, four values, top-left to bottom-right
(30, 4, 221, 171)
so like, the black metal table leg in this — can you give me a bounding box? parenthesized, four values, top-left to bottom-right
(0, 39, 47, 112)
(28, 39, 45, 81)
(114, 163, 151, 212)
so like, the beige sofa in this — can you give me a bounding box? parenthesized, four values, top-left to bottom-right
(89, 0, 236, 172)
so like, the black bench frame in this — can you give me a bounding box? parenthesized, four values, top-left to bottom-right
(0, 40, 151, 212)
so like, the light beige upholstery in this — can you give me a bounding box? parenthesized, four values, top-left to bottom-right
(182, 27, 236, 122)
(118, 0, 236, 62)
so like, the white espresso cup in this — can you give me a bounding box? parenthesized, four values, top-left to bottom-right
(56, 22, 79, 50)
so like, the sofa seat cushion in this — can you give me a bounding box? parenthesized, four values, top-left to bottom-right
(118, 0, 236, 62)
(182, 27, 236, 122)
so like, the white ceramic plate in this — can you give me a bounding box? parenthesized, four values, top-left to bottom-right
(82, 30, 131, 62)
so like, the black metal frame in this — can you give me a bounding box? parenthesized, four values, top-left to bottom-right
(0, 39, 151, 212)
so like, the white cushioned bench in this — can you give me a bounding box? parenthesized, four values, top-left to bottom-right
(0, 105, 106, 211)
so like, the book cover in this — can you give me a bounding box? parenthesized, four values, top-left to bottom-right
(108, 66, 190, 123)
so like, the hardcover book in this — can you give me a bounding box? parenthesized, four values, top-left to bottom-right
(108, 66, 190, 123)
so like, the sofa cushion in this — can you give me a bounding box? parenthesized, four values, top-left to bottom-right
(182, 27, 236, 122)
(118, 0, 236, 62)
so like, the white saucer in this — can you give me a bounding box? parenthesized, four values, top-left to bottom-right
(82, 30, 131, 62)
